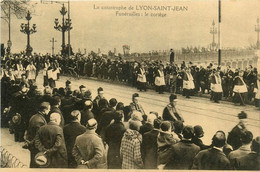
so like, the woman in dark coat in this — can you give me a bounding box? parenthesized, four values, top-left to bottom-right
(104, 111, 126, 169)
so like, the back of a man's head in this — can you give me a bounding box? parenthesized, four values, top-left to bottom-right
(131, 110, 143, 122)
(51, 96, 61, 106)
(182, 125, 194, 139)
(109, 98, 117, 108)
(70, 110, 81, 121)
(251, 136, 260, 153)
(129, 119, 142, 131)
(50, 113, 61, 125)
(212, 131, 226, 148)
(153, 119, 161, 129)
(147, 113, 157, 125)
(84, 100, 93, 110)
(241, 130, 253, 145)
(98, 98, 108, 108)
(86, 118, 97, 130)
(174, 120, 184, 134)
(39, 102, 50, 112)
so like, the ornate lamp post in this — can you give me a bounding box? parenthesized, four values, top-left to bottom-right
(255, 17, 260, 49)
(54, 4, 72, 56)
(210, 20, 217, 51)
(20, 11, 37, 56)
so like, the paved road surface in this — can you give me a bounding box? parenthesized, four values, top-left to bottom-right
(1, 73, 260, 167)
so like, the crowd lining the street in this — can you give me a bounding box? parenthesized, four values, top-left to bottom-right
(1, 52, 260, 170)
(1, 52, 260, 106)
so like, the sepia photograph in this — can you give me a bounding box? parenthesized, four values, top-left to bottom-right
(1, 0, 260, 170)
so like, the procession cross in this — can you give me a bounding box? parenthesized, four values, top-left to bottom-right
(50, 37, 57, 55)
(210, 20, 217, 50)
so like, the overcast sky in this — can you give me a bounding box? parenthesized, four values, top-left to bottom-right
(1, 0, 260, 54)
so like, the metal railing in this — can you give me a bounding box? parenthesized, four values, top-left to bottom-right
(1, 146, 27, 168)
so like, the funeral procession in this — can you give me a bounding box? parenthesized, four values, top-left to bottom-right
(1, 0, 260, 170)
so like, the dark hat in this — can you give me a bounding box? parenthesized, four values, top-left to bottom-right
(12, 113, 21, 125)
(34, 152, 50, 167)
(169, 94, 177, 101)
(153, 118, 161, 129)
(65, 80, 71, 86)
(132, 93, 139, 98)
(194, 125, 204, 136)
(86, 118, 97, 129)
(114, 110, 123, 121)
(39, 102, 50, 111)
(174, 120, 184, 133)
(97, 87, 103, 92)
(182, 125, 194, 139)
(79, 85, 86, 89)
(160, 121, 171, 132)
(83, 90, 92, 99)
(238, 111, 247, 119)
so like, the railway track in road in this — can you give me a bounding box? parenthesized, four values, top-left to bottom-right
(57, 76, 260, 128)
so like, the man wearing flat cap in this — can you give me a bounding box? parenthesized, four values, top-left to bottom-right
(163, 94, 184, 123)
(72, 118, 107, 169)
(227, 111, 249, 150)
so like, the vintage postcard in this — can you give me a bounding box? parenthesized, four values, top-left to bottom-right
(1, 0, 260, 171)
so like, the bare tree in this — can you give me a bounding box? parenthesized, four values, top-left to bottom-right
(1, 0, 33, 53)
(1, 0, 32, 20)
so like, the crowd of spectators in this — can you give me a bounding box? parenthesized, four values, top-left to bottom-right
(1, 55, 260, 169)
(1, 52, 259, 107)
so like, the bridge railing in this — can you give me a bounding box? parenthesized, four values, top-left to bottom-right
(1, 146, 27, 168)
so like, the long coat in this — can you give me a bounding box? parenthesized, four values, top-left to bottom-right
(141, 129, 160, 169)
(164, 140, 200, 169)
(192, 147, 231, 170)
(72, 130, 107, 169)
(105, 121, 126, 169)
(63, 122, 86, 168)
(228, 145, 251, 169)
(34, 122, 68, 168)
(234, 152, 260, 170)
(26, 112, 47, 168)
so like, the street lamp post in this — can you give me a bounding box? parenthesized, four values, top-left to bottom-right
(20, 11, 37, 56)
(54, 4, 72, 56)
(7, 4, 12, 55)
